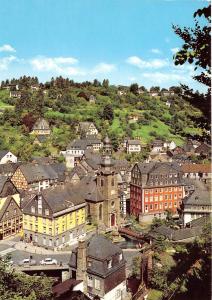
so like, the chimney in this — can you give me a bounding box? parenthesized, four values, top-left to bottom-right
(76, 239, 87, 292)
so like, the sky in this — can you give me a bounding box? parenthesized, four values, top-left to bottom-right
(0, 0, 209, 90)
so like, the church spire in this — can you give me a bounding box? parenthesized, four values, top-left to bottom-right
(101, 136, 113, 167)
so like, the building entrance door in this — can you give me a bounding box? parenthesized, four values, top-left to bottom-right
(111, 213, 116, 227)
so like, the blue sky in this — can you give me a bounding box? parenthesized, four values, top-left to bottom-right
(0, 0, 209, 90)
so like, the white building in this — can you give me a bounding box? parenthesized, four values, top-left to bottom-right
(0, 151, 17, 164)
(126, 140, 141, 153)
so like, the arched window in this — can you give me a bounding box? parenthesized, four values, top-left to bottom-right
(99, 204, 103, 220)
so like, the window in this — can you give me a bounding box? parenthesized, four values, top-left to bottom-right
(31, 206, 35, 213)
(150, 204, 153, 210)
(154, 196, 158, 202)
(99, 204, 103, 220)
(154, 204, 158, 209)
(101, 179, 104, 186)
(164, 203, 168, 208)
(169, 194, 172, 200)
(145, 190, 148, 194)
(107, 259, 112, 269)
(119, 253, 123, 261)
(159, 195, 163, 201)
(174, 194, 177, 199)
(62, 236, 65, 243)
(95, 279, 100, 290)
(111, 178, 115, 186)
(150, 196, 153, 202)
(169, 187, 172, 192)
(165, 195, 168, 200)
(87, 275, 93, 287)
(145, 197, 148, 202)
(45, 209, 49, 216)
(43, 226, 46, 234)
(145, 205, 148, 212)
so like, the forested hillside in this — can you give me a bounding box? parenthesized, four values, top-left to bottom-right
(0, 76, 209, 161)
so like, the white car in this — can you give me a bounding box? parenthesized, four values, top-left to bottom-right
(18, 258, 36, 266)
(40, 258, 57, 265)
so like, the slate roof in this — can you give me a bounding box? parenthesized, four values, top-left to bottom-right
(75, 175, 104, 203)
(79, 122, 96, 132)
(23, 183, 86, 216)
(127, 140, 141, 145)
(0, 150, 9, 160)
(150, 224, 205, 241)
(32, 118, 50, 130)
(87, 234, 122, 259)
(189, 215, 211, 228)
(195, 143, 211, 154)
(19, 164, 59, 183)
(67, 138, 101, 150)
(183, 189, 211, 206)
(69, 235, 125, 278)
(0, 163, 19, 176)
(35, 135, 47, 143)
(181, 163, 211, 174)
(136, 162, 181, 175)
(42, 183, 86, 213)
(151, 140, 164, 147)
(0, 176, 8, 193)
(0, 196, 21, 221)
(52, 279, 85, 298)
(69, 165, 87, 179)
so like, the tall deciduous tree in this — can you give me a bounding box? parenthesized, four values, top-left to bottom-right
(172, 4, 211, 123)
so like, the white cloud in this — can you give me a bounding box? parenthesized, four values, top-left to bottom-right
(30, 56, 85, 76)
(0, 44, 16, 53)
(92, 63, 116, 74)
(126, 56, 169, 69)
(0, 56, 16, 70)
(141, 71, 189, 84)
(171, 47, 179, 54)
(151, 48, 162, 54)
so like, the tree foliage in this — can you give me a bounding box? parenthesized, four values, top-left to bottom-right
(173, 4, 211, 123)
(0, 257, 53, 300)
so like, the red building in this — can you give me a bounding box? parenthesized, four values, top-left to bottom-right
(130, 162, 185, 220)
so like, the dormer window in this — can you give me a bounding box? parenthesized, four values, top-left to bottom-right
(31, 206, 35, 213)
(45, 209, 49, 216)
(107, 259, 112, 269)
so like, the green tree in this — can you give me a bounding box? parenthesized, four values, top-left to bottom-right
(102, 79, 109, 88)
(102, 104, 114, 121)
(173, 4, 211, 122)
(0, 256, 53, 300)
(130, 83, 139, 95)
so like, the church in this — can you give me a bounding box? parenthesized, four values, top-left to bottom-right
(75, 136, 121, 229)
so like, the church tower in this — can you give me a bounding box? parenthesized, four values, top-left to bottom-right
(96, 136, 120, 228)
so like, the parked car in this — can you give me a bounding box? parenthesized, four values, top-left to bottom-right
(18, 258, 37, 266)
(40, 258, 57, 265)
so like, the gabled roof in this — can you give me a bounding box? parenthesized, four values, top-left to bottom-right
(195, 143, 211, 154)
(0, 163, 19, 176)
(18, 164, 59, 183)
(32, 118, 50, 130)
(0, 196, 21, 221)
(79, 122, 96, 132)
(23, 182, 86, 216)
(0, 150, 9, 160)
